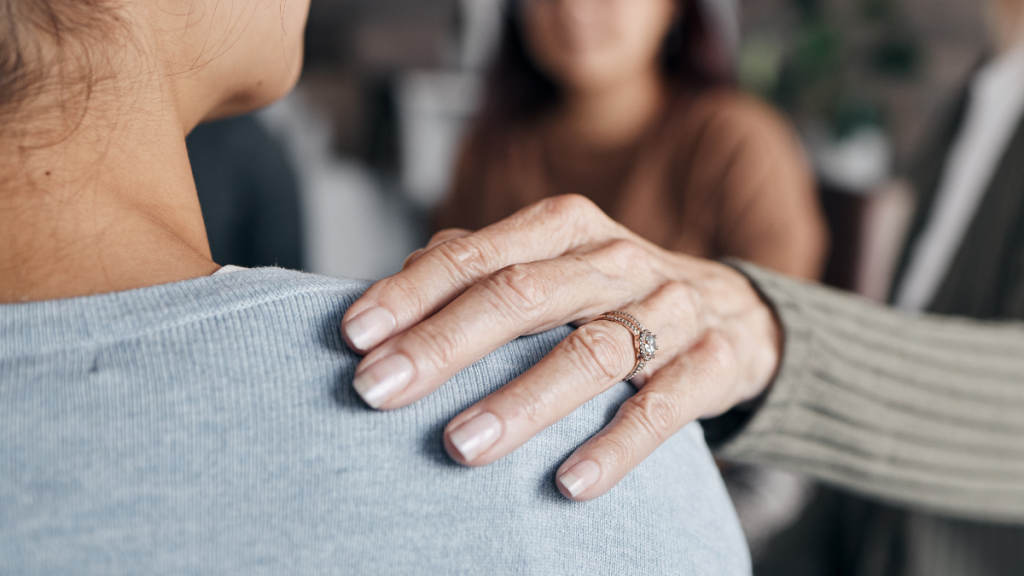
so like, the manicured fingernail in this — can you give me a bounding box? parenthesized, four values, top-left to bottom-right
(558, 460, 601, 498)
(345, 307, 396, 350)
(449, 412, 503, 462)
(353, 354, 415, 408)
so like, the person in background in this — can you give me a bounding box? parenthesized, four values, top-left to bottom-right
(341, 1, 1024, 574)
(436, 0, 827, 280)
(435, 0, 827, 555)
(755, 0, 1024, 573)
(187, 115, 305, 270)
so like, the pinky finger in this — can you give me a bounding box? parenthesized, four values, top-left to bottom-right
(554, 333, 735, 501)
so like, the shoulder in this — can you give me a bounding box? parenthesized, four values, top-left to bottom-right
(0, 268, 368, 362)
(208, 267, 368, 310)
(0, 268, 750, 574)
(661, 88, 813, 202)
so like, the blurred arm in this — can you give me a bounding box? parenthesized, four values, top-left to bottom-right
(721, 262, 1024, 524)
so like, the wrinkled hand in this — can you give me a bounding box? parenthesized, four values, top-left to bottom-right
(341, 195, 780, 500)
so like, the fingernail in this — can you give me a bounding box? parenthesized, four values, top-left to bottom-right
(353, 354, 415, 408)
(345, 307, 396, 350)
(449, 412, 503, 462)
(558, 460, 601, 498)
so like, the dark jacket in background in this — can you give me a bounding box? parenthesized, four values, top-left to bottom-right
(754, 83, 1024, 576)
(187, 115, 305, 271)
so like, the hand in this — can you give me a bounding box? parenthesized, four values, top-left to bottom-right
(341, 195, 781, 500)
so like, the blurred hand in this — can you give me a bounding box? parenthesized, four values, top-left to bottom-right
(341, 195, 780, 500)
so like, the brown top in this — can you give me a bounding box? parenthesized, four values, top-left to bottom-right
(436, 88, 828, 279)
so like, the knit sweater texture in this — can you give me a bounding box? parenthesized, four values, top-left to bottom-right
(0, 267, 750, 576)
(724, 262, 1024, 575)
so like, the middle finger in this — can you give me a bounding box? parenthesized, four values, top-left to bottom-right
(351, 240, 659, 409)
(441, 281, 707, 467)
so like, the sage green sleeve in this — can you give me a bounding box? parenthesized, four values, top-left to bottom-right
(720, 262, 1024, 524)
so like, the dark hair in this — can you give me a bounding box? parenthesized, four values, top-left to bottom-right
(0, 1, 123, 134)
(479, 0, 735, 124)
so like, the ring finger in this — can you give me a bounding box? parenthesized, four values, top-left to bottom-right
(441, 281, 707, 468)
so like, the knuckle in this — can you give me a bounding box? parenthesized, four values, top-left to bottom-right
(501, 385, 548, 426)
(550, 193, 592, 214)
(407, 321, 469, 374)
(680, 332, 739, 408)
(596, 431, 638, 470)
(661, 280, 699, 305)
(623, 389, 681, 443)
(654, 280, 704, 328)
(484, 264, 548, 315)
(377, 273, 430, 319)
(699, 331, 738, 379)
(704, 331, 734, 364)
(603, 238, 647, 268)
(432, 236, 495, 281)
(564, 323, 633, 383)
(587, 238, 657, 283)
(663, 280, 703, 313)
(540, 194, 602, 223)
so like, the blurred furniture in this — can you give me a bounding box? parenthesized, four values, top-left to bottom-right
(187, 115, 305, 270)
(396, 71, 481, 209)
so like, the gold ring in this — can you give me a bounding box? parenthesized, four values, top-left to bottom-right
(594, 310, 658, 381)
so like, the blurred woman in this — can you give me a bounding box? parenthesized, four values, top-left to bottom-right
(341, 5, 1024, 576)
(437, 0, 827, 279)
(435, 0, 826, 555)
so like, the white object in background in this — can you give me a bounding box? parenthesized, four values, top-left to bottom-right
(459, 0, 505, 70)
(259, 91, 420, 281)
(396, 70, 482, 210)
(895, 41, 1024, 312)
(814, 126, 893, 194)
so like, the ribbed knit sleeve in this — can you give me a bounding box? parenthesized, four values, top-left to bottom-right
(720, 262, 1024, 524)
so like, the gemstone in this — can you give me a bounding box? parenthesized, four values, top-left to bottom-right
(639, 331, 657, 359)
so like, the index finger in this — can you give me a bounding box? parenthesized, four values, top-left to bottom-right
(342, 195, 623, 352)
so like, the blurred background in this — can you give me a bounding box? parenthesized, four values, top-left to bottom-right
(185, 0, 998, 571)
(201, 0, 985, 288)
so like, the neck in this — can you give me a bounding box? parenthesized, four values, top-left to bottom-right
(556, 69, 666, 148)
(0, 74, 218, 304)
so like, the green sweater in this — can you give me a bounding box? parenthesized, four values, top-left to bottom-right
(723, 263, 1024, 575)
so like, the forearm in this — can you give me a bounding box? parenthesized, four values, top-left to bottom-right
(720, 262, 1024, 524)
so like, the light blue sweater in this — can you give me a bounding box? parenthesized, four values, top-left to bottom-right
(0, 267, 749, 575)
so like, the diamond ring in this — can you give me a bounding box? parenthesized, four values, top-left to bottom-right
(593, 311, 658, 381)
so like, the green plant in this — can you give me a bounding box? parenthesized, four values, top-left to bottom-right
(741, 0, 922, 140)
